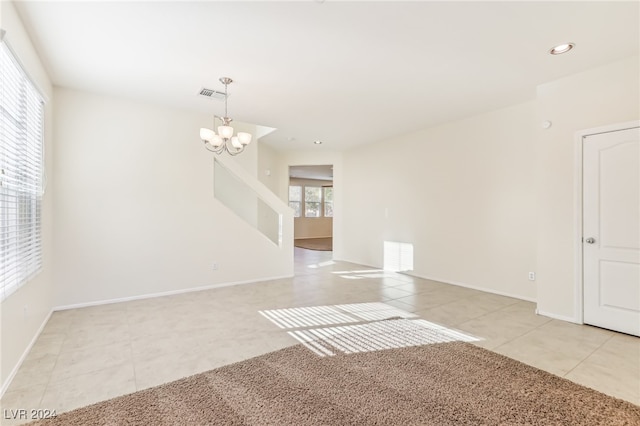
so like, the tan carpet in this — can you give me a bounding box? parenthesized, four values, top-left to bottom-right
(30, 342, 639, 425)
(294, 237, 332, 251)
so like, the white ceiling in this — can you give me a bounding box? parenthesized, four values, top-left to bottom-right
(13, 1, 640, 152)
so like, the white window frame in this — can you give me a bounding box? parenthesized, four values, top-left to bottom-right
(288, 185, 302, 218)
(323, 186, 333, 218)
(289, 183, 333, 219)
(304, 186, 322, 218)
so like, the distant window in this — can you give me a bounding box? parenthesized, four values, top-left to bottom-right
(304, 186, 321, 218)
(290, 183, 333, 218)
(0, 40, 45, 301)
(288, 185, 302, 217)
(323, 187, 333, 217)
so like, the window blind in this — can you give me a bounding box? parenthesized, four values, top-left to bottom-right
(0, 39, 45, 302)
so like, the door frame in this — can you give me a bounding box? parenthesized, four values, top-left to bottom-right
(573, 120, 640, 324)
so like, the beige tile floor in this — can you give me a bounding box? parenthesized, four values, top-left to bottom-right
(1, 248, 639, 424)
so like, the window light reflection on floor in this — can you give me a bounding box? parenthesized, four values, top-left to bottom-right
(259, 302, 417, 329)
(331, 269, 386, 274)
(289, 318, 479, 357)
(259, 302, 479, 357)
(330, 269, 401, 280)
(307, 260, 336, 269)
(259, 306, 355, 329)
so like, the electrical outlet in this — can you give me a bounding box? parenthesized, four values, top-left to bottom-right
(212, 263, 219, 271)
(528, 272, 536, 281)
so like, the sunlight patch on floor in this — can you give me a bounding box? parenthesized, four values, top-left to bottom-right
(332, 269, 386, 274)
(330, 269, 405, 279)
(259, 302, 479, 357)
(307, 260, 336, 269)
(289, 318, 479, 357)
(259, 302, 417, 329)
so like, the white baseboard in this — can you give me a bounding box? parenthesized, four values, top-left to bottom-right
(53, 274, 294, 312)
(294, 236, 332, 240)
(535, 309, 581, 324)
(407, 273, 537, 303)
(331, 257, 378, 270)
(0, 309, 53, 399)
(329, 260, 538, 304)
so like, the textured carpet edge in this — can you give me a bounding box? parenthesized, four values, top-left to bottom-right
(25, 341, 640, 425)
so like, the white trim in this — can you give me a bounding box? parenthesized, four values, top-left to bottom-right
(411, 273, 537, 303)
(573, 130, 585, 324)
(335, 256, 537, 303)
(53, 274, 293, 312)
(294, 236, 333, 240)
(535, 309, 580, 324)
(0, 309, 53, 398)
(573, 120, 640, 325)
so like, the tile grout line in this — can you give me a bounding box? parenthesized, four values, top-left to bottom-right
(125, 306, 140, 392)
(36, 316, 73, 412)
(561, 333, 616, 378)
(397, 294, 525, 328)
(459, 299, 542, 328)
(490, 316, 554, 353)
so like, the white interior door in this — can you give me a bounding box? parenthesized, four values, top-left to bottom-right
(583, 126, 640, 336)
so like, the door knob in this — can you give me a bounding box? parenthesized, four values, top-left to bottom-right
(585, 237, 596, 244)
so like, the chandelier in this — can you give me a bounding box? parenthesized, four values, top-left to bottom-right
(200, 77, 252, 156)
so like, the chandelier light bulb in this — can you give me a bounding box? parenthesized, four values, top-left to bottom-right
(218, 125, 234, 139)
(237, 132, 252, 146)
(211, 135, 223, 147)
(231, 137, 242, 149)
(200, 127, 215, 142)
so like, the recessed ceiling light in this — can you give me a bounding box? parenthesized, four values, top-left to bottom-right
(314, 140, 323, 145)
(549, 42, 575, 55)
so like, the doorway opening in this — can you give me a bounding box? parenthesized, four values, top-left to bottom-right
(288, 165, 334, 252)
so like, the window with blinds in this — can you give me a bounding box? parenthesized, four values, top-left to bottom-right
(0, 39, 45, 302)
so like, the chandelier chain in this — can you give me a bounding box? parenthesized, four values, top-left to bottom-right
(224, 79, 228, 118)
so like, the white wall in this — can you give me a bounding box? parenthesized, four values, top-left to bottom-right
(53, 88, 293, 307)
(0, 1, 55, 394)
(342, 101, 538, 301)
(535, 56, 640, 321)
(258, 142, 282, 196)
(340, 55, 639, 317)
